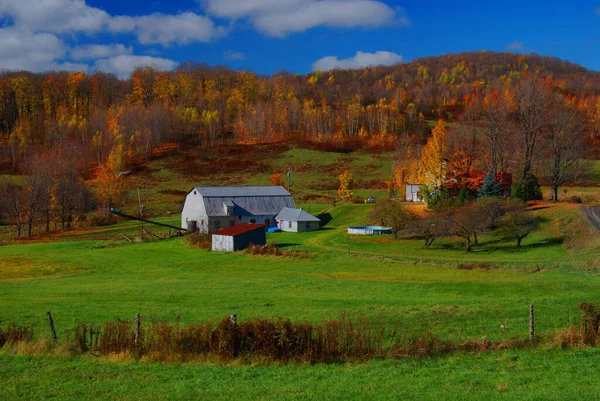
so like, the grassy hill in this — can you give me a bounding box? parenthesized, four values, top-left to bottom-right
(1, 144, 600, 400)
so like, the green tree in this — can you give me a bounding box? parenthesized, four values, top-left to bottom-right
(456, 185, 469, 206)
(478, 172, 502, 198)
(499, 201, 539, 246)
(513, 172, 543, 201)
(369, 200, 415, 239)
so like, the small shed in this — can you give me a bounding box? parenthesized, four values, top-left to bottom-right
(211, 223, 266, 252)
(405, 184, 423, 202)
(275, 207, 321, 233)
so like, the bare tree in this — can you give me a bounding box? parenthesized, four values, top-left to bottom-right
(544, 94, 587, 202)
(512, 77, 550, 182)
(450, 203, 491, 251)
(480, 89, 512, 175)
(0, 178, 26, 237)
(411, 209, 453, 248)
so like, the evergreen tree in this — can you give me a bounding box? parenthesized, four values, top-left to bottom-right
(456, 184, 469, 205)
(478, 172, 501, 198)
(521, 172, 543, 201)
(511, 182, 524, 200)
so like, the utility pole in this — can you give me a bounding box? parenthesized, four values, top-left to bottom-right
(287, 169, 291, 192)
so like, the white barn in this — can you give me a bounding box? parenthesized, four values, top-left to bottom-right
(181, 186, 295, 233)
(275, 207, 321, 233)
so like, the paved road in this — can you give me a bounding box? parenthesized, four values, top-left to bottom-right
(583, 206, 600, 232)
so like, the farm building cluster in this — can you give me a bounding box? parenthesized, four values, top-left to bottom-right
(181, 186, 321, 252)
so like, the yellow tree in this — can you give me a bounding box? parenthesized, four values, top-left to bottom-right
(418, 120, 448, 188)
(269, 173, 283, 186)
(96, 143, 125, 216)
(338, 170, 357, 203)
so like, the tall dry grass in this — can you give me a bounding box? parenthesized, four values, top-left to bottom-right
(1, 305, 599, 364)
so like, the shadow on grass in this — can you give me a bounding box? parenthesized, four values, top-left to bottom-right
(275, 243, 302, 248)
(318, 213, 333, 227)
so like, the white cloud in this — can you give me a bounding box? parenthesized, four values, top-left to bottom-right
(224, 50, 246, 61)
(506, 41, 525, 51)
(0, 0, 109, 34)
(312, 50, 404, 71)
(203, 0, 402, 37)
(0, 27, 66, 71)
(595, 6, 600, 15)
(93, 55, 178, 78)
(107, 12, 226, 45)
(70, 44, 133, 60)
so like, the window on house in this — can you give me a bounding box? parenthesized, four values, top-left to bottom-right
(306, 222, 310, 229)
(229, 220, 235, 227)
(288, 221, 292, 228)
(265, 219, 270, 226)
(250, 219, 256, 224)
(214, 220, 220, 229)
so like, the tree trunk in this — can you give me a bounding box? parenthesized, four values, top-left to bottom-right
(473, 232, 479, 245)
(517, 236, 522, 247)
(552, 186, 559, 202)
(465, 236, 471, 252)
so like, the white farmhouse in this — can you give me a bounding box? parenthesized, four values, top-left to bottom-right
(275, 207, 321, 233)
(181, 186, 295, 233)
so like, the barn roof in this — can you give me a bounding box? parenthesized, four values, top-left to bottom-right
(275, 207, 321, 222)
(212, 223, 266, 236)
(191, 186, 295, 217)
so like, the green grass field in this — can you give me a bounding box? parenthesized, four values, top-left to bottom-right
(3, 349, 600, 400)
(1, 144, 600, 399)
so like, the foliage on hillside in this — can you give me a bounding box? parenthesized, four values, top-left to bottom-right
(1, 51, 599, 176)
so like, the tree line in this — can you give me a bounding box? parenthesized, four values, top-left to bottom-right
(1, 52, 599, 237)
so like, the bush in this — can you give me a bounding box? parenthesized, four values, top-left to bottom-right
(187, 232, 212, 249)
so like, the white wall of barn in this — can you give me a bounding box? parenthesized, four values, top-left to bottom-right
(181, 191, 209, 232)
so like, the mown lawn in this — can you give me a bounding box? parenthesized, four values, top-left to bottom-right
(2, 349, 600, 400)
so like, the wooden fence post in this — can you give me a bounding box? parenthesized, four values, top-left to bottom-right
(529, 304, 535, 341)
(135, 313, 141, 347)
(230, 314, 238, 358)
(47, 311, 57, 342)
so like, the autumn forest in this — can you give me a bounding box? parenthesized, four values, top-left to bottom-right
(1, 51, 600, 235)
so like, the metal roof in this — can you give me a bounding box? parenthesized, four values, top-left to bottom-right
(213, 223, 266, 236)
(191, 186, 295, 217)
(275, 207, 321, 222)
(194, 186, 291, 197)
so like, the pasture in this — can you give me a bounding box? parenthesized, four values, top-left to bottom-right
(1, 145, 600, 399)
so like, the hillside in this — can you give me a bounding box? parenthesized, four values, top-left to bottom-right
(1, 51, 600, 174)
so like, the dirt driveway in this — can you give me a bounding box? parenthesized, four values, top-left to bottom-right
(583, 206, 600, 232)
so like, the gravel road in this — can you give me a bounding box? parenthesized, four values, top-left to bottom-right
(582, 206, 600, 232)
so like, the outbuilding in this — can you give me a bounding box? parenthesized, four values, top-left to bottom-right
(275, 207, 321, 233)
(405, 184, 423, 202)
(211, 223, 266, 252)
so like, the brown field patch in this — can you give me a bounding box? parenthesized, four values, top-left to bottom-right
(0, 257, 81, 281)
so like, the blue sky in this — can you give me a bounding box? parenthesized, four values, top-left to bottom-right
(0, 0, 599, 78)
